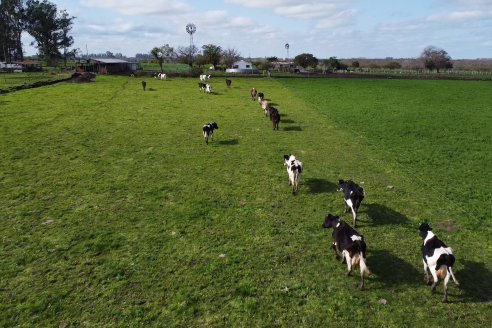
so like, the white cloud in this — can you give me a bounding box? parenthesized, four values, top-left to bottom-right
(225, 0, 355, 29)
(427, 10, 492, 22)
(80, 0, 193, 16)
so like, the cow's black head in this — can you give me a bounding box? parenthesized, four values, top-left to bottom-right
(418, 222, 432, 239)
(211, 122, 218, 129)
(337, 179, 346, 191)
(322, 214, 339, 229)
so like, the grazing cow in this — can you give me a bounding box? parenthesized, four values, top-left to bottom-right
(226, 79, 232, 88)
(322, 214, 370, 290)
(205, 84, 213, 94)
(338, 179, 365, 227)
(418, 223, 459, 302)
(258, 92, 265, 103)
(283, 154, 304, 193)
(202, 122, 219, 145)
(141, 81, 147, 91)
(130, 72, 135, 77)
(250, 88, 257, 100)
(270, 107, 280, 130)
(158, 73, 167, 80)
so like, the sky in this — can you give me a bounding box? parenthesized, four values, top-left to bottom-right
(21, 0, 492, 59)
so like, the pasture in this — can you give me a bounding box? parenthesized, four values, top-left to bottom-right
(0, 75, 491, 327)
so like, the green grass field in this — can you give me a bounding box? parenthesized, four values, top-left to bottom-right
(0, 71, 72, 91)
(1, 76, 491, 327)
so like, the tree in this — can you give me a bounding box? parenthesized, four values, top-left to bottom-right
(352, 61, 360, 68)
(221, 47, 240, 69)
(24, 0, 75, 65)
(294, 53, 318, 69)
(0, 0, 24, 62)
(176, 45, 198, 65)
(202, 44, 222, 69)
(384, 61, 402, 70)
(420, 46, 453, 72)
(151, 44, 175, 72)
(322, 57, 344, 72)
(266, 56, 278, 62)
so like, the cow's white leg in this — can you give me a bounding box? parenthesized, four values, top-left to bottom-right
(343, 250, 352, 275)
(423, 260, 430, 284)
(430, 266, 439, 292)
(443, 271, 450, 302)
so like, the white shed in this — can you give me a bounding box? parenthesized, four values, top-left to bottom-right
(226, 60, 259, 73)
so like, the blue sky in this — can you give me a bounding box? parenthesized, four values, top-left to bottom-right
(22, 0, 492, 59)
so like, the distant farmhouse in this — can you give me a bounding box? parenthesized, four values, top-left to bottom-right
(226, 60, 259, 73)
(78, 58, 140, 74)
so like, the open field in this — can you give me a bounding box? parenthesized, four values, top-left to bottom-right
(1, 76, 491, 327)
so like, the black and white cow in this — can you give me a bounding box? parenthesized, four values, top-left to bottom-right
(338, 179, 365, 227)
(283, 154, 303, 193)
(202, 122, 218, 145)
(418, 223, 459, 302)
(141, 81, 147, 91)
(198, 82, 206, 92)
(226, 79, 232, 88)
(323, 214, 370, 290)
(258, 92, 265, 103)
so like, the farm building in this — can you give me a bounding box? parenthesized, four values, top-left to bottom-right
(271, 61, 295, 72)
(226, 60, 259, 73)
(78, 58, 140, 74)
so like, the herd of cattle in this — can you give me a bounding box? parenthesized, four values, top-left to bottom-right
(141, 74, 460, 302)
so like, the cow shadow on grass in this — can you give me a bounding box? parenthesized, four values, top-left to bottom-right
(282, 119, 296, 124)
(147, 88, 157, 91)
(455, 259, 492, 304)
(364, 203, 411, 227)
(218, 138, 239, 146)
(306, 178, 338, 194)
(368, 249, 421, 289)
(283, 126, 303, 131)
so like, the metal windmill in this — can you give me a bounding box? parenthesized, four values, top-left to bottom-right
(285, 43, 290, 60)
(186, 23, 196, 66)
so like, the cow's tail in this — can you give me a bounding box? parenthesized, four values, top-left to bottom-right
(359, 250, 370, 276)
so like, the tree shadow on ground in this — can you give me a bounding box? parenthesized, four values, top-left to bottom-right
(368, 249, 421, 289)
(455, 259, 492, 304)
(305, 178, 338, 194)
(218, 139, 239, 146)
(364, 203, 411, 227)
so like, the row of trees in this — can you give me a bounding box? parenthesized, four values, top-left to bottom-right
(290, 46, 453, 73)
(150, 43, 241, 72)
(0, 0, 75, 65)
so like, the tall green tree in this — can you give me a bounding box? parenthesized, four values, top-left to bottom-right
(294, 53, 318, 69)
(0, 0, 24, 62)
(420, 46, 453, 72)
(23, 0, 75, 65)
(201, 44, 222, 69)
(150, 44, 175, 72)
(220, 47, 240, 69)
